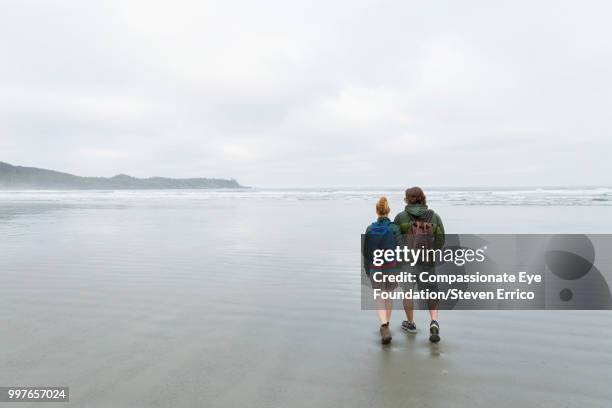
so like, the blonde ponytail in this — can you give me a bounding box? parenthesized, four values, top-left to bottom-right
(376, 196, 390, 216)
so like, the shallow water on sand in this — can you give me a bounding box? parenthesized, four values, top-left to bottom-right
(1, 192, 611, 407)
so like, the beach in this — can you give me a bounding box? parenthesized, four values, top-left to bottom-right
(1, 189, 612, 407)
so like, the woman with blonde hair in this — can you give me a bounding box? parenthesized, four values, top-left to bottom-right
(363, 196, 402, 345)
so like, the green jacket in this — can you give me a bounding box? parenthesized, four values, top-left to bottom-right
(393, 204, 445, 248)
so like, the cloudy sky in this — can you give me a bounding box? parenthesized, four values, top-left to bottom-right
(1, 0, 611, 187)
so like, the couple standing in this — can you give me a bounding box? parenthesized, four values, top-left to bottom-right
(364, 187, 445, 345)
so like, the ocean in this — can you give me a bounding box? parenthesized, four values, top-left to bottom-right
(1, 188, 611, 407)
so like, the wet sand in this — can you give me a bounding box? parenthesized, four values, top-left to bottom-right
(1, 193, 611, 407)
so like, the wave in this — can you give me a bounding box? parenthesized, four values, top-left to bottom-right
(0, 187, 611, 206)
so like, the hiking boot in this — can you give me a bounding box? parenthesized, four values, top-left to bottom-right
(429, 320, 440, 343)
(401, 320, 417, 334)
(380, 323, 392, 345)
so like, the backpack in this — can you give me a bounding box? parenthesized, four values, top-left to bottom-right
(406, 210, 435, 252)
(364, 219, 398, 272)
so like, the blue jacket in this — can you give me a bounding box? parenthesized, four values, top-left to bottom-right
(362, 217, 402, 275)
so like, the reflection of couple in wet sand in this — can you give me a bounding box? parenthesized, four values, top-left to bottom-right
(363, 187, 445, 345)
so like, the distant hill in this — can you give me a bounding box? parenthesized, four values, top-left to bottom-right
(0, 162, 244, 189)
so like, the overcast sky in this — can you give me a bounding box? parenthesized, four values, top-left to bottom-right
(1, 0, 611, 187)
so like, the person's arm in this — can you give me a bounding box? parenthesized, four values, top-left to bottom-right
(394, 212, 408, 234)
(393, 213, 406, 246)
(362, 225, 371, 267)
(391, 222, 403, 247)
(434, 214, 445, 249)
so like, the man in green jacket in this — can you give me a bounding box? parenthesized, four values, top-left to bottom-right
(394, 186, 445, 343)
